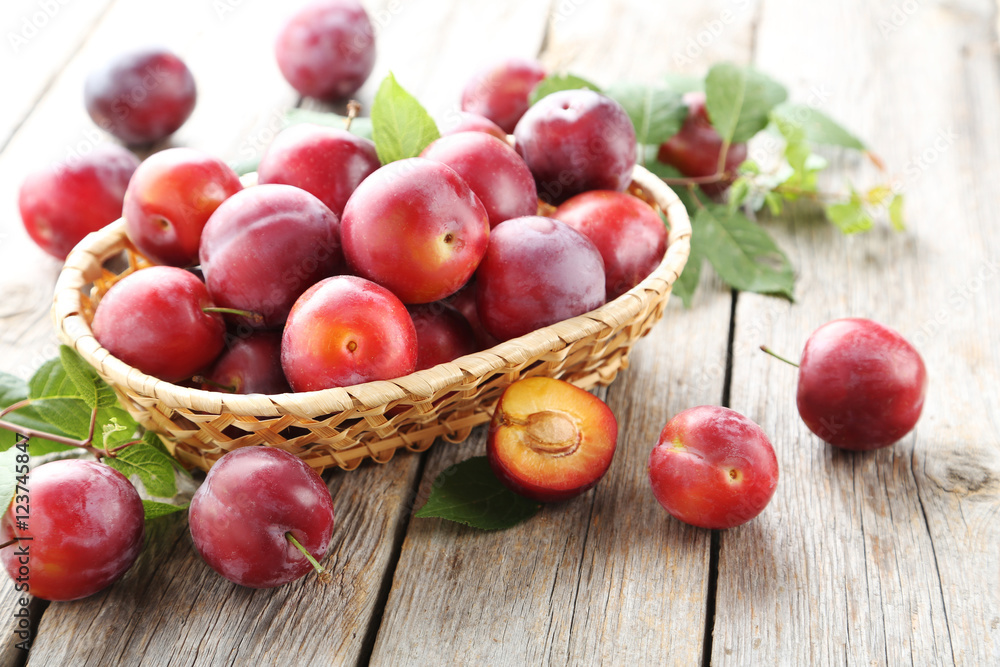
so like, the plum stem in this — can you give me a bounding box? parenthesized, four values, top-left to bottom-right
(202, 307, 264, 326)
(192, 375, 237, 393)
(759, 345, 800, 368)
(345, 100, 361, 131)
(285, 532, 330, 583)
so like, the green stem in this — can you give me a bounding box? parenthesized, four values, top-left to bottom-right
(286, 532, 326, 575)
(759, 345, 800, 368)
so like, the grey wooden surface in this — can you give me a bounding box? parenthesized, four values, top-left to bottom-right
(0, 0, 997, 665)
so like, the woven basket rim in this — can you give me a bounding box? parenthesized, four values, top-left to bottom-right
(52, 164, 691, 418)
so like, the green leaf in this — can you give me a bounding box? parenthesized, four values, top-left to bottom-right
(104, 441, 178, 498)
(888, 194, 906, 231)
(142, 500, 188, 521)
(694, 205, 795, 299)
(671, 238, 703, 308)
(283, 108, 374, 141)
(0, 447, 20, 516)
(662, 73, 704, 94)
(59, 346, 116, 409)
(415, 457, 541, 530)
(529, 74, 601, 106)
(142, 430, 191, 477)
(0, 372, 76, 455)
(705, 63, 788, 145)
(771, 103, 865, 150)
(371, 72, 440, 164)
(606, 82, 686, 146)
(825, 192, 874, 234)
(26, 358, 137, 449)
(0, 373, 64, 436)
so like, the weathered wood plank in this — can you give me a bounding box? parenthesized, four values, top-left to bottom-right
(0, 0, 119, 147)
(371, 1, 757, 663)
(717, 0, 1000, 664)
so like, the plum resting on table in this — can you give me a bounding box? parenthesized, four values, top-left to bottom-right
(18, 143, 139, 260)
(0, 460, 145, 601)
(84, 46, 197, 145)
(648, 405, 779, 530)
(274, 0, 376, 100)
(795, 318, 928, 451)
(188, 447, 335, 589)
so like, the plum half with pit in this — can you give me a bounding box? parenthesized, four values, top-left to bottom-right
(487, 377, 618, 502)
(514, 89, 636, 205)
(476, 215, 605, 341)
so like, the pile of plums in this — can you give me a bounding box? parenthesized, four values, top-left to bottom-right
(87, 61, 668, 398)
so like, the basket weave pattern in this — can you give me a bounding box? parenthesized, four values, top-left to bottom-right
(52, 165, 690, 472)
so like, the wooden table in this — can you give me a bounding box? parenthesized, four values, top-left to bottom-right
(1, 0, 998, 664)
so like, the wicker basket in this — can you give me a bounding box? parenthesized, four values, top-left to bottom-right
(52, 164, 690, 473)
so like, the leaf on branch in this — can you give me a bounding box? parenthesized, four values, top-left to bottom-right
(694, 205, 796, 299)
(528, 74, 601, 105)
(104, 441, 179, 499)
(705, 63, 788, 145)
(825, 190, 874, 234)
(672, 235, 704, 308)
(415, 457, 541, 530)
(606, 82, 687, 146)
(888, 194, 906, 231)
(371, 72, 440, 164)
(771, 103, 866, 150)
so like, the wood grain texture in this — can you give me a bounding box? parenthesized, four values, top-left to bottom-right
(371, 1, 756, 663)
(0, 0, 118, 148)
(715, 0, 1000, 664)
